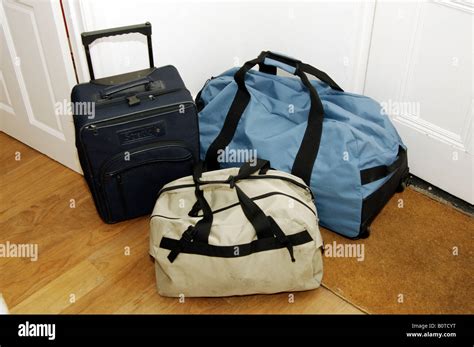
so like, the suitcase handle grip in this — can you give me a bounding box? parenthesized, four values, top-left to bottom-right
(101, 77, 152, 98)
(81, 22, 154, 80)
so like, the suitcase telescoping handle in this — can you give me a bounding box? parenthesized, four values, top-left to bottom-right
(81, 22, 154, 80)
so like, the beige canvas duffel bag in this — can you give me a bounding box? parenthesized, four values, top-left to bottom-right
(149, 160, 323, 297)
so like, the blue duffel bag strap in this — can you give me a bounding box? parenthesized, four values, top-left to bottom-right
(204, 51, 343, 186)
(167, 160, 295, 263)
(360, 146, 407, 185)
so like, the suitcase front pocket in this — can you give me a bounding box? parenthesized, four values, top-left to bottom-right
(100, 142, 194, 223)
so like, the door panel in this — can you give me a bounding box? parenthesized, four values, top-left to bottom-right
(365, 0, 473, 203)
(0, 0, 80, 172)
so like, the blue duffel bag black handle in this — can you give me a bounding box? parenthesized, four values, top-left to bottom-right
(204, 51, 344, 186)
(197, 51, 408, 238)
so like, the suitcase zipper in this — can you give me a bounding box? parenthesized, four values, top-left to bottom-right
(104, 154, 193, 178)
(100, 141, 192, 179)
(77, 102, 197, 209)
(115, 174, 128, 215)
(103, 154, 193, 220)
(84, 102, 194, 131)
(101, 144, 193, 221)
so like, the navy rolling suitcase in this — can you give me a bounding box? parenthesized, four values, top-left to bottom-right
(71, 23, 199, 223)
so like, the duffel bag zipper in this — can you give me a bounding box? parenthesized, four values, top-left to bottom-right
(151, 190, 317, 220)
(157, 173, 313, 200)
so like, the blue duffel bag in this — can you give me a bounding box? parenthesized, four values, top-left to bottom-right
(196, 51, 409, 238)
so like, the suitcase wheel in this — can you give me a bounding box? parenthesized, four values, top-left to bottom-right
(359, 225, 371, 239)
(364, 226, 371, 237)
(396, 181, 406, 193)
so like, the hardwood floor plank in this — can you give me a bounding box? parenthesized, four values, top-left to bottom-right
(10, 260, 104, 314)
(0, 132, 363, 314)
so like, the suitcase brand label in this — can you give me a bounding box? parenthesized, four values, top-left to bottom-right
(117, 121, 166, 145)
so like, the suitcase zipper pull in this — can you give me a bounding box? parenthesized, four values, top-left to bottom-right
(127, 95, 141, 106)
(87, 124, 98, 135)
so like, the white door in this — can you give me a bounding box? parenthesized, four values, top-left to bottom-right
(0, 0, 80, 172)
(365, 0, 473, 204)
(62, 0, 376, 94)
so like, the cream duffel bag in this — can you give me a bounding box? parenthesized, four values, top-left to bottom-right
(149, 160, 323, 297)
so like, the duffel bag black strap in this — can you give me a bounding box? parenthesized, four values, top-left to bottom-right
(290, 67, 324, 184)
(203, 51, 343, 186)
(258, 54, 343, 92)
(168, 160, 295, 262)
(167, 226, 196, 263)
(204, 53, 264, 171)
(168, 190, 211, 263)
(191, 162, 214, 243)
(192, 160, 274, 243)
(360, 146, 407, 185)
(234, 185, 274, 240)
(234, 159, 270, 180)
(268, 216, 295, 262)
(167, 163, 214, 262)
(298, 62, 343, 92)
(188, 159, 269, 216)
(258, 63, 277, 75)
(234, 184, 295, 262)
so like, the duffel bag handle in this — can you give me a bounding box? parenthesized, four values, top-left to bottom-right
(260, 52, 300, 75)
(167, 160, 296, 263)
(191, 160, 274, 245)
(259, 51, 343, 92)
(204, 51, 343, 186)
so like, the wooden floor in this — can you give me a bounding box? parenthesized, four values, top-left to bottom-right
(0, 132, 362, 314)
